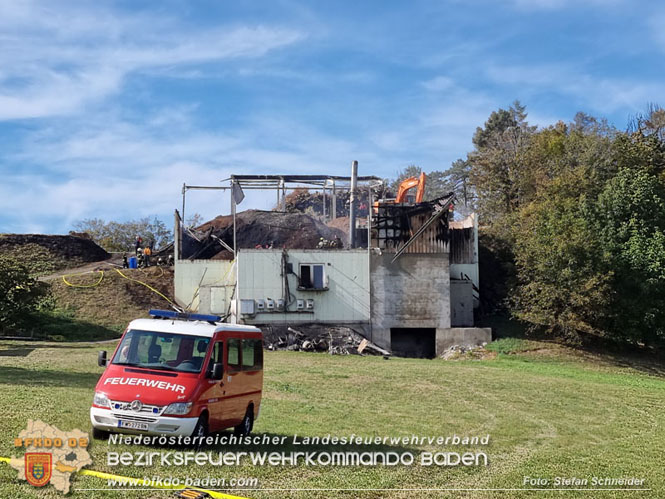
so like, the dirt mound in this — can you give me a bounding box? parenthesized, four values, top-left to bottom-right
(0, 234, 110, 276)
(187, 210, 348, 259)
(327, 216, 350, 234)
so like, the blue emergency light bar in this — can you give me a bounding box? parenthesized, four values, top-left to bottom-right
(149, 309, 223, 323)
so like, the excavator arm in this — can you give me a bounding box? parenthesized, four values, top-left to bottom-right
(395, 172, 426, 203)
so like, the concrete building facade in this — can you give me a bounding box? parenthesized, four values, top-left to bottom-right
(174, 210, 490, 357)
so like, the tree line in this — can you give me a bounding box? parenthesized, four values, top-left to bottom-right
(406, 101, 665, 347)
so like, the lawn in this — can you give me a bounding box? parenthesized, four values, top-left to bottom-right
(0, 340, 663, 498)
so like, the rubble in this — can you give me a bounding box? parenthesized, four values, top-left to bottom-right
(184, 210, 348, 259)
(262, 324, 390, 356)
(439, 343, 489, 361)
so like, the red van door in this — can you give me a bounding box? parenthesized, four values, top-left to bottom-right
(202, 339, 225, 432)
(220, 336, 245, 427)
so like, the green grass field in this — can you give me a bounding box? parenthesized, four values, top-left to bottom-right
(0, 340, 663, 498)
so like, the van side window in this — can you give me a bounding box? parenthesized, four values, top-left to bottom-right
(242, 339, 263, 371)
(207, 341, 223, 375)
(227, 338, 241, 372)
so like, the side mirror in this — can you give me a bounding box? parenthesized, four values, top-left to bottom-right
(98, 350, 107, 367)
(211, 363, 223, 380)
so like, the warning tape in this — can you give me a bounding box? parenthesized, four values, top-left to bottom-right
(0, 456, 248, 499)
(62, 270, 105, 288)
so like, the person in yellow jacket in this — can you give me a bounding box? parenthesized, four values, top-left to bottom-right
(143, 246, 152, 267)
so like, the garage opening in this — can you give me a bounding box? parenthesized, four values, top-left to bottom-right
(390, 328, 436, 358)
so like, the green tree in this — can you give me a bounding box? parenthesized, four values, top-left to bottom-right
(442, 159, 472, 208)
(468, 100, 536, 225)
(72, 217, 172, 252)
(0, 256, 52, 334)
(512, 168, 611, 341)
(591, 136, 665, 344)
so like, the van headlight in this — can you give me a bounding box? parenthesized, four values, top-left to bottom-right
(93, 392, 110, 408)
(164, 402, 193, 415)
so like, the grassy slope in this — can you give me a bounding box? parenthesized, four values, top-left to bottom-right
(31, 267, 175, 341)
(0, 342, 663, 498)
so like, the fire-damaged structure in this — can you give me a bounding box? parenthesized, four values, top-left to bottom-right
(173, 169, 490, 358)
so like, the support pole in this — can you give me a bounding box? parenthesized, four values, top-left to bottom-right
(332, 180, 337, 219)
(181, 183, 186, 225)
(231, 179, 238, 323)
(349, 160, 358, 248)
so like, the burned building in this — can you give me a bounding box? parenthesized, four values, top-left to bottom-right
(173, 173, 490, 358)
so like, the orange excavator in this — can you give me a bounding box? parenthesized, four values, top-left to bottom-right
(395, 172, 427, 203)
(373, 172, 427, 214)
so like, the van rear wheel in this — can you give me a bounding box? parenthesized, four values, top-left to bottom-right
(234, 408, 253, 436)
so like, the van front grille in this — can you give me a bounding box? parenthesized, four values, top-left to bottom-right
(112, 413, 158, 423)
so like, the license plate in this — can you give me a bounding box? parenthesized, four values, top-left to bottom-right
(118, 420, 149, 431)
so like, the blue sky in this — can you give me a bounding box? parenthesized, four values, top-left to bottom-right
(1, 0, 663, 234)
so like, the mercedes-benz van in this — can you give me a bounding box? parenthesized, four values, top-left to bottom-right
(90, 310, 263, 439)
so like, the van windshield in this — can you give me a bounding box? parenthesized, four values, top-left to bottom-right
(112, 330, 210, 373)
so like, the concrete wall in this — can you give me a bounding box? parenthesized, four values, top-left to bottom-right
(174, 259, 235, 312)
(370, 253, 451, 350)
(436, 328, 491, 352)
(236, 249, 370, 324)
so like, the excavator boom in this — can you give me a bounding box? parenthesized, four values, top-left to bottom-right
(395, 172, 426, 203)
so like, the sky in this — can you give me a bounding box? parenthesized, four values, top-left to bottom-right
(1, 0, 663, 234)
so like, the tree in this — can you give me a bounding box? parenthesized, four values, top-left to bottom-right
(72, 217, 172, 252)
(0, 256, 52, 333)
(442, 159, 473, 208)
(591, 137, 665, 345)
(512, 167, 611, 341)
(512, 125, 665, 345)
(185, 213, 204, 229)
(467, 101, 536, 225)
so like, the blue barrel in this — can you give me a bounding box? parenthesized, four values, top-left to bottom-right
(128, 256, 137, 269)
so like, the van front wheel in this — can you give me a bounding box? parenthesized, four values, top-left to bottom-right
(234, 409, 253, 436)
(92, 427, 108, 440)
(191, 415, 208, 440)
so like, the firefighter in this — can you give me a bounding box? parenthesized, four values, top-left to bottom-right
(143, 245, 152, 267)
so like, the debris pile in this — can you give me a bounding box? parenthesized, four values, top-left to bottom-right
(439, 343, 489, 361)
(184, 210, 347, 259)
(284, 188, 370, 218)
(0, 234, 109, 263)
(263, 324, 390, 356)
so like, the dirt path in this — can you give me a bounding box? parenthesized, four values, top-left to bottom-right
(39, 255, 124, 281)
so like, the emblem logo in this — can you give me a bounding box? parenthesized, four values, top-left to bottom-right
(25, 453, 52, 487)
(130, 400, 143, 412)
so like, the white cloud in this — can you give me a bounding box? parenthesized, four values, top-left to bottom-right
(0, 2, 304, 120)
(485, 63, 663, 115)
(422, 76, 455, 92)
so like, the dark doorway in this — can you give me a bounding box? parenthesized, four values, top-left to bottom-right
(390, 328, 436, 358)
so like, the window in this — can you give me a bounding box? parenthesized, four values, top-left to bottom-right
(207, 341, 224, 375)
(299, 263, 326, 290)
(241, 339, 263, 371)
(227, 338, 241, 372)
(112, 330, 210, 373)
